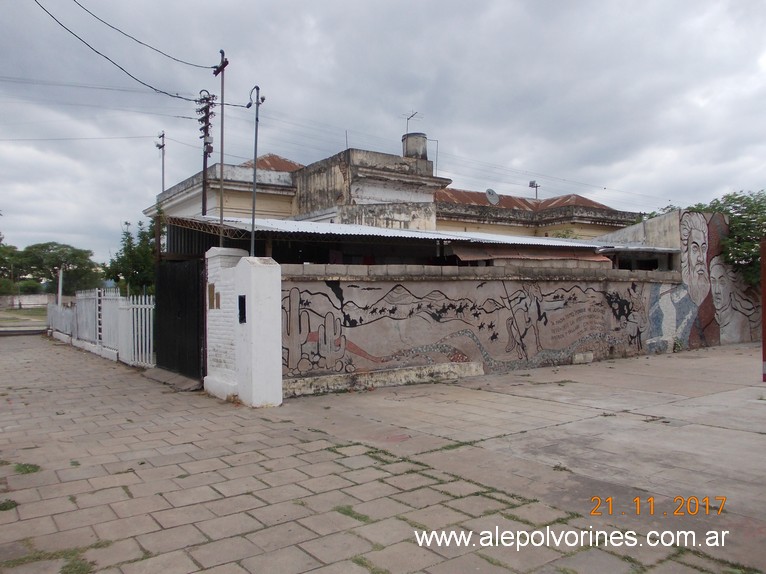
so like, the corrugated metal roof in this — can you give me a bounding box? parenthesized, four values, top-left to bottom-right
(194, 216, 604, 248)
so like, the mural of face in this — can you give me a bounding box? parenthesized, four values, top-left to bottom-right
(709, 260, 730, 313)
(680, 212, 710, 305)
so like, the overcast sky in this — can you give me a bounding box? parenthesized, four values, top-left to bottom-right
(2, 1, 765, 262)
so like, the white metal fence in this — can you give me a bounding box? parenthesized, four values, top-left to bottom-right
(48, 289, 155, 368)
(119, 295, 155, 368)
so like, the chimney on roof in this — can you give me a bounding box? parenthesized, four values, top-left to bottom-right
(402, 133, 428, 160)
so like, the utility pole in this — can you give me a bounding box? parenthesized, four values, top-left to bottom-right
(196, 90, 216, 216)
(155, 131, 166, 194)
(213, 50, 229, 247)
(529, 180, 540, 200)
(247, 85, 265, 257)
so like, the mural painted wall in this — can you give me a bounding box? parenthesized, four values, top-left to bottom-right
(284, 274, 665, 378)
(668, 210, 761, 349)
(281, 211, 761, 379)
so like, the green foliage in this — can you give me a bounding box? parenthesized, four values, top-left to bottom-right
(17, 279, 41, 294)
(704, 190, 766, 286)
(0, 278, 13, 295)
(105, 220, 157, 296)
(14, 242, 101, 295)
(14, 463, 40, 474)
(0, 244, 18, 279)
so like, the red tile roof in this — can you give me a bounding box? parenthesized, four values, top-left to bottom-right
(239, 154, 304, 172)
(434, 188, 614, 211)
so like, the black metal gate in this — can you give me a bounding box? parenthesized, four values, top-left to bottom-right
(155, 259, 205, 380)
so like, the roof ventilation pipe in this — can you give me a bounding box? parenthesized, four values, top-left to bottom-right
(402, 132, 428, 160)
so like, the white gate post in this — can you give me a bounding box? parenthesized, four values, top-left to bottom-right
(234, 257, 282, 407)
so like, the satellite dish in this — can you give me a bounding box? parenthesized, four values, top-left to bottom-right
(485, 188, 500, 205)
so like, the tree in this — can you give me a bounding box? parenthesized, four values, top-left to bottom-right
(0, 243, 18, 280)
(695, 190, 766, 286)
(16, 242, 101, 295)
(105, 220, 157, 296)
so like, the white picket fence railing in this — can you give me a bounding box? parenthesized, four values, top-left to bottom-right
(119, 295, 155, 368)
(48, 289, 155, 368)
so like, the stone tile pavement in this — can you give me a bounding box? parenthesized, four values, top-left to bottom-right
(1, 335, 764, 573)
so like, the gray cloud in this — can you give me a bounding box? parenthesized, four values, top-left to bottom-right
(1, 0, 765, 260)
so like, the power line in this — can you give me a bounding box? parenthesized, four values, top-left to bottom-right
(0, 75, 152, 94)
(33, 0, 198, 103)
(0, 135, 155, 142)
(71, 0, 214, 70)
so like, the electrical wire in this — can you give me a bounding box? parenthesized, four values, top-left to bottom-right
(0, 135, 155, 142)
(0, 75, 151, 94)
(33, 0, 198, 103)
(71, 0, 214, 70)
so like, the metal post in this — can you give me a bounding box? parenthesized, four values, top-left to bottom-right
(157, 131, 165, 194)
(214, 50, 229, 247)
(57, 266, 64, 307)
(247, 85, 265, 257)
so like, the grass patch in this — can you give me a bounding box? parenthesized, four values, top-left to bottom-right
(396, 516, 428, 531)
(14, 463, 41, 474)
(334, 505, 372, 524)
(425, 440, 478, 453)
(0, 499, 18, 511)
(351, 556, 390, 574)
(70, 460, 80, 467)
(553, 463, 571, 472)
(477, 553, 508, 568)
(2, 307, 48, 318)
(60, 557, 94, 574)
(0, 538, 109, 571)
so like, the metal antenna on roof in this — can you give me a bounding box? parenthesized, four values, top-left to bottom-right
(402, 110, 421, 133)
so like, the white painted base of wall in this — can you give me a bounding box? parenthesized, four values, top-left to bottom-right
(71, 338, 118, 362)
(203, 374, 238, 402)
(284, 361, 485, 397)
(51, 331, 72, 345)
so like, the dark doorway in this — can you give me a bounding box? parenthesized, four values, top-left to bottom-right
(155, 259, 205, 380)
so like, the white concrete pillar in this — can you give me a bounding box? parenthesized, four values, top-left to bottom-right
(234, 257, 283, 406)
(204, 247, 248, 401)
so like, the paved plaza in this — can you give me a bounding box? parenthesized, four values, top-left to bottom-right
(1, 335, 765, 573)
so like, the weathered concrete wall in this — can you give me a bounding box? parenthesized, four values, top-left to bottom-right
(596, 210, 683, 248)
(337, 203, 436, 230)
(205, 208, 761, 398)
(293, 149, 451, 221)
(0, 294, 55, 309)
(280, 253, 760, 392)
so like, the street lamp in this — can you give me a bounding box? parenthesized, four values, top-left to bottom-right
(246, 85, 265, 257)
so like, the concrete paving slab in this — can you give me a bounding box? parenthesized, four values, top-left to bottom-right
(1, 335, 765, 572)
